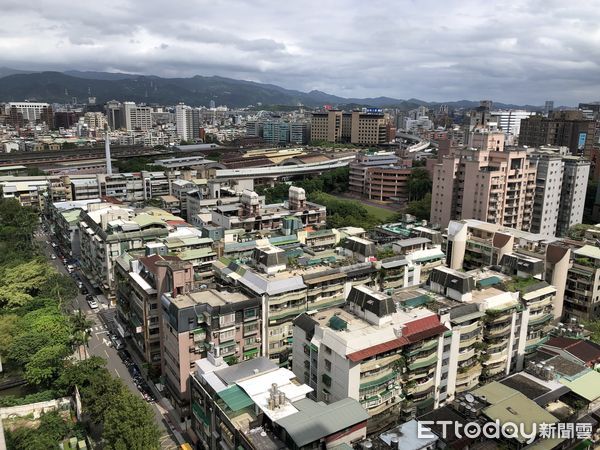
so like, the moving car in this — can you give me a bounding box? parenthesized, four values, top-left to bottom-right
(87, 297, 99, 309)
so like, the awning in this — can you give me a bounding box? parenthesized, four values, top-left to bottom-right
(217, 385, 254, 412)
(243, 348, 259, 358)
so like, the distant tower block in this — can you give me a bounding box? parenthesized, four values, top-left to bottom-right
(289, 186, 306, 210)
(104, 127, 113, 175)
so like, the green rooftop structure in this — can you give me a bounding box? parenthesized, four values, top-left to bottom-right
(217, 385, 254, 412)
(329, 315, 348, 331)
(477, 275, 502, 287)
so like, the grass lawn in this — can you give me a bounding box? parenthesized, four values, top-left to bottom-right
(362, 203, 397, 222)
(316, 193, 397, 222)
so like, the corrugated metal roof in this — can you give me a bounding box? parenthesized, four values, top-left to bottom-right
(275, 397, 368, 447)
(217, 385, 254, 411)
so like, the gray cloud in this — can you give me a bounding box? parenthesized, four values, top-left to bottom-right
(0, 0, 598, 104)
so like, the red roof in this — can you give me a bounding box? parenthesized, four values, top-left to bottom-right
(347, 337, 409, 362)
(346, 314, 448, 363)
(544, 337, 600, 366)
(403, 315, 444, 337)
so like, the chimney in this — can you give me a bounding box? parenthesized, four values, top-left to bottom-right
(105, 125, 113, 175)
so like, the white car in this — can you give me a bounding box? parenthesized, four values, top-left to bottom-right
(87, 298, 99, 309)
(77, 281, 83, 289)
(51, 254, 57, 260)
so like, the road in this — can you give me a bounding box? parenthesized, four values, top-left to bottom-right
(36, 229, 179, 450)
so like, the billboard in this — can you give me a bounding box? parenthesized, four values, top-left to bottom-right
(578, 132, 587, 151)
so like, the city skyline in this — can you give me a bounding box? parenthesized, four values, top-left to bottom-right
(1, 0, 599, 105)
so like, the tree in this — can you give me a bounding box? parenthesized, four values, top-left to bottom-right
(0, 314, 19, 372)
(103, 393, 161, 450)
(0, 198, 38, 260)
(0, 259, 54, 309)
(585, 320, 600, 344)
(71, 311, 93, 360)
(57, 358, 126, 423)
(6, 410, 74, 450)
(24, 344, 70, 386)
(8, 307, 72, 366)
(407, 168, 432, 202)
(405, 193, 432, 221)
(38, 273, 78, 311)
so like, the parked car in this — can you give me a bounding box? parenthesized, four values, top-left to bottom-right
(51, 254, 57, 260)
(80, 286, 89, 295)
(77, 281, 83, 289)
(110, 335, 124, 350)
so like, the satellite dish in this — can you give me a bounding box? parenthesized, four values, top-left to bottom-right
(465, 393, 475, 403)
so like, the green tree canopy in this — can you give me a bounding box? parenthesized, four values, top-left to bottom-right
(103, 393, 161, 450)
(0, 259, 55, 309)
(407, 167, 432, 202)
(405, 193, 432, 221)
(5, 410, 75, 450)
(567, 223, 593, 240)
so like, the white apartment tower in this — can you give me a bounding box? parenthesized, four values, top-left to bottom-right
(122, 102, 152, 131)
(175, 103, 200, 141)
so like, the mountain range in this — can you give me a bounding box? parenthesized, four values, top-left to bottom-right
(0, 67, 543, 110)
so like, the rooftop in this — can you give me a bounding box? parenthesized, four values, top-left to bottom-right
(472, 382, 559, 443)
(275, 397, 369, 447)
(183, 289, 251, 308)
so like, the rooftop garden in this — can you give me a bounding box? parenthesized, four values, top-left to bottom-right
(500, 276, 540, 294)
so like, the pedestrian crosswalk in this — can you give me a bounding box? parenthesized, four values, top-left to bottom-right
(91, 325, 106, 332)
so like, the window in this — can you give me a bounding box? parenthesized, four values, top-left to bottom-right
(220, 329, 235, 341)
(219, 313, 235, 326)
(324, 359, 332, 372)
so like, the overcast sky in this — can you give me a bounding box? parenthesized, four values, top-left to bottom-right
(1, 0, 599, 105)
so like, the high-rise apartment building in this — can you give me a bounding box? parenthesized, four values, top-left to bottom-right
(557, 156, 590, 236)
(528, 146, 590, 236)
(430, 148, 536, 230)
(529, 150, 564, 236)
(6, 102, 53, 128)
(122, 101, 153, 131)
(175, 103, 200, 141)
(310, 110, 390, 145)
(519, 111, 597, 158)
(105, 100, 123, 129)
(490, 110, 535, 142)
(83, 112, 107, 130)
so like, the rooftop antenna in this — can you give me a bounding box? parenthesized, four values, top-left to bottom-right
(104, 125, 113, 175)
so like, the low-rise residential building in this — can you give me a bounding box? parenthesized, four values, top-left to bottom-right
(160, 264, 261, 423)
(208, 187, 326, 233)
(564, 245, 600, 321)
(78, 206, 173, 295)
(46, 198, 102, 257)
(190, 357, 369, 450)
(292, 285, 448, 433)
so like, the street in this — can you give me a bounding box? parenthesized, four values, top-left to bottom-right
(36, 229, 180, 450)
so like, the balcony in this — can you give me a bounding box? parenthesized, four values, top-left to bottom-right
(406, 339, 438, 356)
(484, 349, 508, 365)
(408, 352, 438, 371)
(458, 348, 475, 362)
(457, 363, 482, 380)
(528, 312, 553, 326)
(408, 376, 434, 394)
(360, 370, 399, 391)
